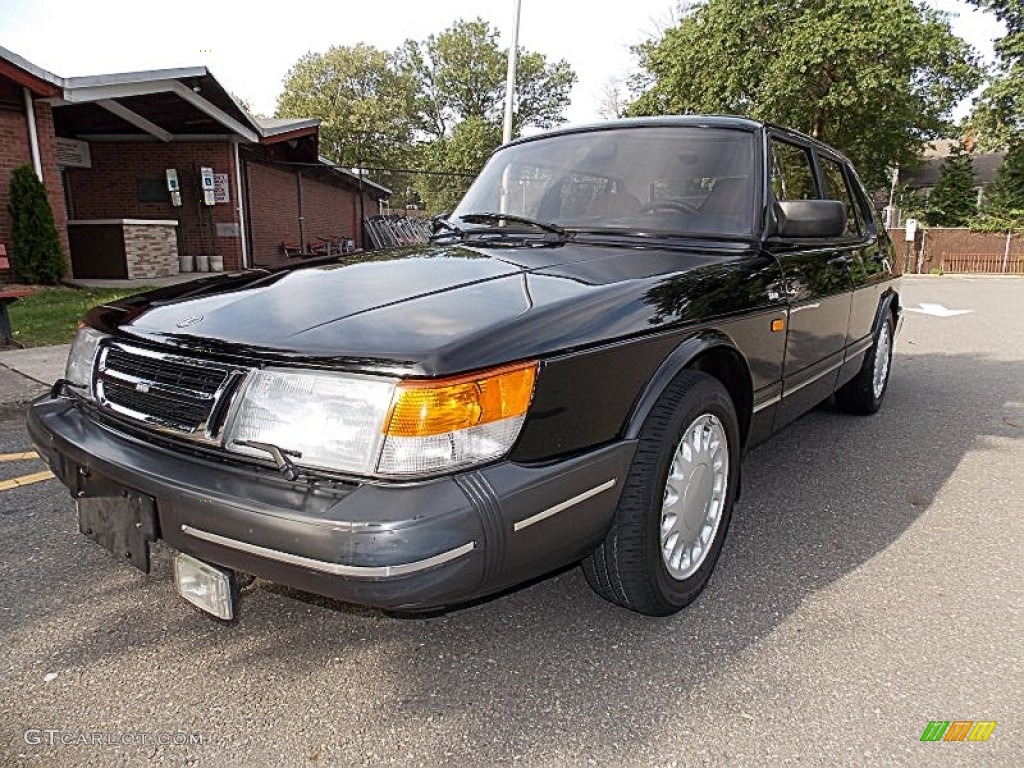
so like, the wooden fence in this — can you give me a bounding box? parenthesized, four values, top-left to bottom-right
(940, 252, 1024, 275)
(887, 228, 1022, 275)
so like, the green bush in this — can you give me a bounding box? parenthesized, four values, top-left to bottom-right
(7, 164, 66, 284)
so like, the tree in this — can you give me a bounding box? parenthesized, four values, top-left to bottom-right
(7, 165, 65, 284)
(413, 117, 501, 212)
(276, 44, 417, 172)
(397, 19, 576, 211)
(628, 0, 981, 189)
(976, 144, 1024, 231)
(968, 1, 1024, 148)
(400, 19, 576, 140)
(923, 145, 977, 226)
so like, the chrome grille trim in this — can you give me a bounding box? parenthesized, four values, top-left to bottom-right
(95, 341, 246, 444)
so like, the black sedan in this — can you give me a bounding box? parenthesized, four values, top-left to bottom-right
(29, 116, 900, 619)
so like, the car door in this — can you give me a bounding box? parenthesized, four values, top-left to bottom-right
(840, 163, 893, 358)
(765, 136, 854, 429)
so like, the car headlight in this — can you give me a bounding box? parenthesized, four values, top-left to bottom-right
(64, 326, 107, 399)
(223, 361, 537, 478)
(225, 369, 396, 475)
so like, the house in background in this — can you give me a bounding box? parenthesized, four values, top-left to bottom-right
(901, 138, 1006, 207)
(0, 45, 389, 281)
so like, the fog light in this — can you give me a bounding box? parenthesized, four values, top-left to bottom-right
(174, 554, 235, 620)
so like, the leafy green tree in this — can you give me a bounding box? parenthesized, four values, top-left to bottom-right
(628, 0, 981, 188)
(397, 19, 575, 211)
(968, 1, 1024, 149)
(924, 146, 977, 226)
(400, 19, 575, 140)
(276, 44, 417, 172)
(975, 144, 1024, 230)
(7, 165, 65, 284)
(413, 117, 500, 212)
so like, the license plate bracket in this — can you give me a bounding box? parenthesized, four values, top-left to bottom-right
(77, 490, 158, 572)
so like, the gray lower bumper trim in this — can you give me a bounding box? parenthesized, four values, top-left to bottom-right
(513, 479, 617, 532)
(181, 524, 476, 579)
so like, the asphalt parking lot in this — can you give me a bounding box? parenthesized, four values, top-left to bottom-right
(1, 276, 1021, 767)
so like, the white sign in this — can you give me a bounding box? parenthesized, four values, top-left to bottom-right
(213, 173, 230, 204)
(165, 168, 179, 191)
(202, 189, 216, 206)
(200, 166, 215, 191)
(56, 137, 91, 168)
(905, 218, 918, 242)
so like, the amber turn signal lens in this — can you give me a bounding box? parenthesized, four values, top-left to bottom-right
(384, 361, 538, 438)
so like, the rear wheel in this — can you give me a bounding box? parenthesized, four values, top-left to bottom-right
(583, 370, 740, 615)
(836, 313, 894, 415)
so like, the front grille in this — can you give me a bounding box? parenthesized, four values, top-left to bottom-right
(96, 342, 234, 437)
(104, 347, 226, 395)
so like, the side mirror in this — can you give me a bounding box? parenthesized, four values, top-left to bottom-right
(774, 200, 846, 239)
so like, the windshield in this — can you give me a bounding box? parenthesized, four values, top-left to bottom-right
(452, 126, 757, 238)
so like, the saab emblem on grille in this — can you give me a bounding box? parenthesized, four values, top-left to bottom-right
(135, 382, 151, 393)
(176, 314, 204, 328)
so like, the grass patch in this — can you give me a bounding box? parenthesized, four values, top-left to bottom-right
(7, 286, 154, 347)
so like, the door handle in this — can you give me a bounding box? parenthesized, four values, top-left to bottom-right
(828, 254, 852, 268)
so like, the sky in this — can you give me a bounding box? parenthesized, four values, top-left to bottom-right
(0, 0, 1008, 125)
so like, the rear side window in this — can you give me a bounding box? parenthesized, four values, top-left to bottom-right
(820, 156, 861, 238)
(770, 140, 818, 201)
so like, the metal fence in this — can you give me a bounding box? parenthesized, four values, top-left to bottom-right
(363, 214, 433, 250)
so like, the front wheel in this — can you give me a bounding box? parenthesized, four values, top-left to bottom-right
(836, 313, 894, 415)
(582, 370, 740, 616)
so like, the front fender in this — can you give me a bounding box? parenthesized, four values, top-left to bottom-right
(624, 330, 749, 440)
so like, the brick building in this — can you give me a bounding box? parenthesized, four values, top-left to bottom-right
(1, 46, 389, 280)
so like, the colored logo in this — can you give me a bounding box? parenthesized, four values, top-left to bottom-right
(920, 721, 997, 742)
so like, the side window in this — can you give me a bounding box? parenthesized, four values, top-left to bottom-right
(820, 156, 861, 238)
(770, 140, 818, 201)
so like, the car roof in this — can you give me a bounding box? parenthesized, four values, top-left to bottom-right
(506, 115, 855, 168)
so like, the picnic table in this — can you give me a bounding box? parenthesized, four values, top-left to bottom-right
(0, 246, 32, 347)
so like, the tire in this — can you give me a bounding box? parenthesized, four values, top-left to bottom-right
(835, 313, 894, 415)
(582, 370, 740, 616)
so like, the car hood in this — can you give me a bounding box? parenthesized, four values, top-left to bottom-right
(89, 241, 766, 375)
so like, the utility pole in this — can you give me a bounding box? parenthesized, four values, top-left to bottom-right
(502, 0, 522, 145)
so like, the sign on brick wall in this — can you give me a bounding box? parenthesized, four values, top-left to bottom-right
(213, 173, 230, 204)
(56, 137, 91, 168)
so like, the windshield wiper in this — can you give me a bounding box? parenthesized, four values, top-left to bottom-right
(458, 212, 569, 238)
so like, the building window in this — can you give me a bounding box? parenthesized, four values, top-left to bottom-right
(136, 179, 167, 203)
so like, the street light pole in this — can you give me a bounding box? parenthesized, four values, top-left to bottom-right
(502, 0, 522, 145)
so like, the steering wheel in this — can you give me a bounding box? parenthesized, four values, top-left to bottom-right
(637, 199, 701, 215)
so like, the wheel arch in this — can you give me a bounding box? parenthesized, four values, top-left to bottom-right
(624, 331, 754, 447)
(875, 287, 901, 336)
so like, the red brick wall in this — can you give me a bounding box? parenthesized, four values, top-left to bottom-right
(65, 141, 243, 271)
(246, 161, 299, 267)
(35, 102, 70, 265)
(0, 100, 70, 275)
(246, 160, 365, 267)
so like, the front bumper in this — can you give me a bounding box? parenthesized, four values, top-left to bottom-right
(28, 394, 635, 611)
